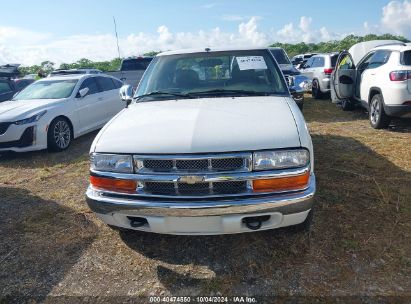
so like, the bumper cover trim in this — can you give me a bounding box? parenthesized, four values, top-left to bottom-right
(0, 126, 34, 149)
(384, 104, 411, 117)
(86, 174, 315, 217)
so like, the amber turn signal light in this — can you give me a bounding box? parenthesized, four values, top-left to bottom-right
(252, 172, 310, 192)
(90, 176, 137, 193)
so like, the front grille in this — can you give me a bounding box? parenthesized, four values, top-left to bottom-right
(143, 159, 173, 171)
(133, 153, 252, 197)
(0, 122, 12, 135)
(143, 180, 248, 197)
(136, 153, 251, 173)
(176, 159, 208, 171)
(211, 158, 244, 171)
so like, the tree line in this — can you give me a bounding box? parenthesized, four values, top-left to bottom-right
(18, 34, 409, 76)
(270, 33, 409, 58)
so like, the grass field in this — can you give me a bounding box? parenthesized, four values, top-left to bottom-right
(0, 96, 410, 301)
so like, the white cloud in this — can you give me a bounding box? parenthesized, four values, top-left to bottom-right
(2, 1, 409, 67)
(238, 17, 267, 45)
(277, 22, 299, 42)
(0, 17, 268, 66)
(276, 16, 340, 43)
(381, 0, 411, 37)
(299, 16, 312, 33)
(362, 1, 411, 37)
(319, 27, 332, 41)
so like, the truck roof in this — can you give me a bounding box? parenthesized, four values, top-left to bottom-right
(157, 47, 268, 56)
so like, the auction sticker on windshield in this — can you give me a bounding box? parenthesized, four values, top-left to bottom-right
(236, 56, 267, 70)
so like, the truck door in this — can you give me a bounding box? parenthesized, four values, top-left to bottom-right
(331, 51, 356, 103)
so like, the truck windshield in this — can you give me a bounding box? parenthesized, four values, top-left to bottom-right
(135, 50, 288, 101)
(121, 58, 153, 71)
(13, 79, 78, 100)
(269, 49, 291, 65)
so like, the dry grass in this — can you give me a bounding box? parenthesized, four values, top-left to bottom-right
(0, 96, 410, 301)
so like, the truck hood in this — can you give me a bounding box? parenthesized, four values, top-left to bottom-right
(0, 99, 62, 121)
(93, 96, 301, 154)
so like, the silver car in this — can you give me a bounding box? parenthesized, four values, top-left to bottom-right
(299, 53, 339, 99)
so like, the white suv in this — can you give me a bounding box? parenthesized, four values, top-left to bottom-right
(331, 40, 411, 129)
(300, 53, 338, 99)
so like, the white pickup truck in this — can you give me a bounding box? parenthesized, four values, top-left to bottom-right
(86, 47, 316, 235)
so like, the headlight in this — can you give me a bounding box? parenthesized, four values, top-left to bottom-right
(14, 110, 47, 125)
(253, 149, 309, 171)
(90, 153, 133, 173)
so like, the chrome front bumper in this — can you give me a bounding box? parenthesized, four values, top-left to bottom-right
(86, 174, 315, 217)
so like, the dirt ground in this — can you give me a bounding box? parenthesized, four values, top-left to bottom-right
(0, 96, 410, 303)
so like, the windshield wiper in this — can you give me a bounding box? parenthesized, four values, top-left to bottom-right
(190, 89, 273, 96)
(135, 91, 193, 100)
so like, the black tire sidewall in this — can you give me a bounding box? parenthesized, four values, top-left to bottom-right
(312, 80, 322, 99)
(341, 99, 353, 111)
(290, 209, 313, 233)
(47, 117, 72, 152)
(369, 94, 390, 129)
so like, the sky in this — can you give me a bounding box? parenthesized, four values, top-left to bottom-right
(0, 0, 410, 66)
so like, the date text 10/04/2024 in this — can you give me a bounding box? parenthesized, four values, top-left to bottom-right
(149, 296, 257, 303)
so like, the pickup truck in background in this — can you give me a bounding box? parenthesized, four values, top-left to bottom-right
(106, 56, 153, 89)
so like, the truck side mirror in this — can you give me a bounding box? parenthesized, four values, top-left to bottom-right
(78, 87, 89, 98)
(120, 84, 133, 105)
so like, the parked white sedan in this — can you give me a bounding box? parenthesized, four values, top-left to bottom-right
(0, 74, 125, 152)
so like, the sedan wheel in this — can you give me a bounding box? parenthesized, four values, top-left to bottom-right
(48, 118, 72, 152)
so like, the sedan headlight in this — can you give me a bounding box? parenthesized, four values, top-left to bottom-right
(253, 149, 309, 171)
(14, 110, 47, 125)
(90, 153, 133, 173)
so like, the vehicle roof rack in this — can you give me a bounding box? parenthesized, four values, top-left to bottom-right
(375, 42, 406, 47)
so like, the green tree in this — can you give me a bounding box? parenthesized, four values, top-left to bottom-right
(270, 33, 410, 58)
(40, 61, 55, 73)
(143, 51, 161, 57)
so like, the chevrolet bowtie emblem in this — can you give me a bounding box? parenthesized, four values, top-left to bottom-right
(178, 175, 205, 184)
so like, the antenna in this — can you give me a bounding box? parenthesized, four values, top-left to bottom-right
(113, 16, 124, 79)
(113, 16, 121, 59)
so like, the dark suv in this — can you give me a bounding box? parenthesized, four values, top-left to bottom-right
(0, 65, 34, 102)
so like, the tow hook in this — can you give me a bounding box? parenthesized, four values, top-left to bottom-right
(127, 216, 148, 228)
(242, 215, 271, 230)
